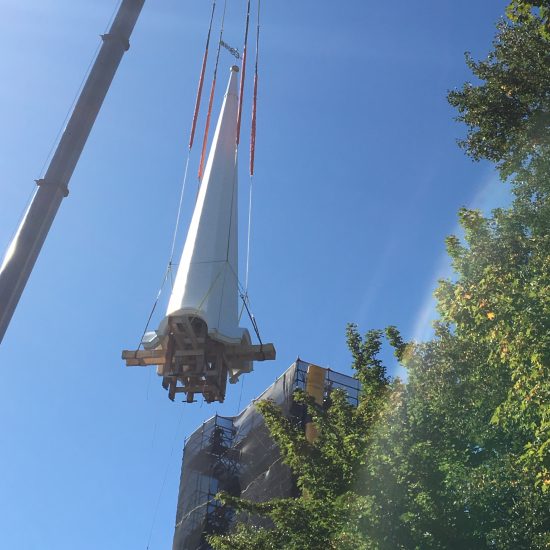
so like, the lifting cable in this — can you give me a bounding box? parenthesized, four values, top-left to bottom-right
(137, 142, 191, 353)
(236, 0, 251, 145)
(226, 262, 263, 346)
(240, 290, 263, 346)
(167, 152, 191, 280)
(198, 0, 228, 181)
(145, 406, 185, 549)
(188, 0, 216, 150)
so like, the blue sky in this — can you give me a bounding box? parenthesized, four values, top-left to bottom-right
(0, 1, 509, 548)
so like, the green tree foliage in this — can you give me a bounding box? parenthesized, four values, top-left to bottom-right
(439, 201, 550, 493)
(507, 0, 550, 36)
(369, 196, 550, 547)
(448, 17, 550, 177)
(209, 10, 550, 550)
(446, 8, 550, 494)
(208, 327, 392, 550)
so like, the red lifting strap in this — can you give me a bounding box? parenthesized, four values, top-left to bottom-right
(189, 1, 216, 150)
(236, 0, 251, 145)
(198, 1, 227, 181)
(249, 1, 260, 176)
(198, 76, 217, 181)
(250, 73, 258, 175)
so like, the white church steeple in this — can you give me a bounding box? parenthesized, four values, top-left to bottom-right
(163, 65, 242, 344)
(123, 66, 275, 403)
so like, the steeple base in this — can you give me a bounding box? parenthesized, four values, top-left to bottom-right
(122, 314, 275, 403)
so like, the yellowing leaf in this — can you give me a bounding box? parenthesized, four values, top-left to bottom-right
(487, 312, 496, 320)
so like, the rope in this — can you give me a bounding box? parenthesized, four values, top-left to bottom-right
(237, 375, 245, 413)
(168, 150, 191, 268)
(225, 149, 238, 262)
(198, 0, 227, 182)
(135, 264, 171, 352)
(136, 146, 190, 353)
(146, 406, 185, 549)
(225, 259, 263, 346)
(188, 0, 216, 150)
(240, 290, 263, 346)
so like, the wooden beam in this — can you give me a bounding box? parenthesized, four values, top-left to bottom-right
(183, 317, 200, 349)
(123, 348, 207, 367)
(123, 342, 274, 367)
(225, 342, 276, 362)
(168, 378, 176, 401)
(122, 349, 166, 366)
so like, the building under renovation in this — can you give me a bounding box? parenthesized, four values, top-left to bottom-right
(172, 359, 361, 550)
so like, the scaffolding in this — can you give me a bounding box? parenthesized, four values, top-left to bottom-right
(172, 360, 361, 550)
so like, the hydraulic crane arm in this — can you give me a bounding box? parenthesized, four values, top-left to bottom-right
(0, 0, 145, 345)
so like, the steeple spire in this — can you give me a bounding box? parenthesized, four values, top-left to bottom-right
(122, 66, 275, 403)
(163, 65, 242, 343)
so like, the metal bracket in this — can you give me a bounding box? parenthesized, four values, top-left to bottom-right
(35, 179, 69, 197)
(101, 33, 130, 51)
(220, 40, 241, 60)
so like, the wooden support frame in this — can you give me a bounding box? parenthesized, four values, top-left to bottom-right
(122, 314, 275, 403)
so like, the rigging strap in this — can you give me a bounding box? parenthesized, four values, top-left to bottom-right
(236, 0, 251, 145)
(198, 0, 227, 181)
(189, 0, 216, 150)
(250, 0, 260, 176)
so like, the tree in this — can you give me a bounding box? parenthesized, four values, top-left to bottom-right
(447, 10, 550, 494)
(361, 15, 550, 546)
(448, 17, 550, 178)
(507, 1, 550, 36)
(208, 327, 392, 550)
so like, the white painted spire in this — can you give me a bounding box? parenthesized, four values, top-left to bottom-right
(124, 65, 276, 403)
(160, 66, 246, 345)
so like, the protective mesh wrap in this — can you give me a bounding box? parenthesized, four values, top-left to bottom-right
(172, 360, 360, 550)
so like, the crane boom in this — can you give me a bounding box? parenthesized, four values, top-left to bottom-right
(0, 0, 145, 345)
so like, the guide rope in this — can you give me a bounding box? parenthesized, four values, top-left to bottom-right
(240, 289, 263, 346)
(135, 264, 171, 352)
(146, 406, 185, 549)
(168, 151, 191, 271)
